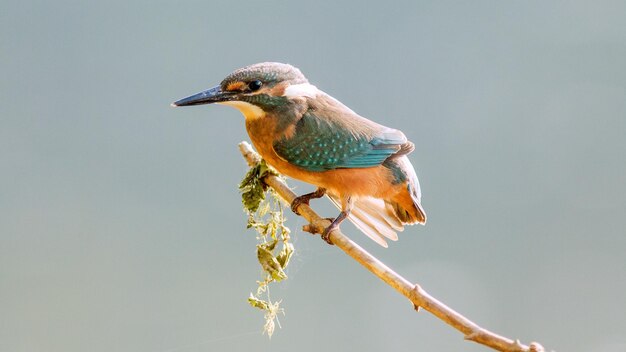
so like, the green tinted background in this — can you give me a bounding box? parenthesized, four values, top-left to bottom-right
(2, 1, 625, 351)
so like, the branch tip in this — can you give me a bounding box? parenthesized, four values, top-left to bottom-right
(302, 219, 331, 235)
(302, 224, 319, 234)
(529, 342, 545, 352)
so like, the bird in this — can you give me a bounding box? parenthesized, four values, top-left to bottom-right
(172, 62, 426, 247)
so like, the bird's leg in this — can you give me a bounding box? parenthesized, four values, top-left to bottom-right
(321, 196, 354, 245)
(290, 187, 326, 215)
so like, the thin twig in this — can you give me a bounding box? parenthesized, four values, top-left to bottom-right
(238, 141, 547, 352)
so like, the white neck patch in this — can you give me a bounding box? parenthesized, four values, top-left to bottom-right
(283, 83, 319, 98)
(218, 101, 265, 120)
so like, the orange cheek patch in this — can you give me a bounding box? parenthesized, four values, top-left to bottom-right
(226, 81, 246, 91)
(270, 81, 289, 96)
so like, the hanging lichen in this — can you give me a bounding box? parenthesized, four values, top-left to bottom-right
(239, 160, 293, 338)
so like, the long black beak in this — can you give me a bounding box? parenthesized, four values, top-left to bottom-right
(171, 85, 235, 107)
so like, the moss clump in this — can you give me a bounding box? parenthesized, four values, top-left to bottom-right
(239, 160, 293, 338)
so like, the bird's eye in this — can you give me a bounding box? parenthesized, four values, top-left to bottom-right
(248, 80, 263, 92)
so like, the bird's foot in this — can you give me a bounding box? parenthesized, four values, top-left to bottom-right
(321, 221, 338, 245)
(290, 197, 308, 216)
(322, 225, 337, 246)
(290, 188, 326, 215)
(318, 199, 353, 245)
(320, 209, 349, 245)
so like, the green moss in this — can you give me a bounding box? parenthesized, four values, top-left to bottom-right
(239, 160, 278, 213)
(239, 160, 292, 338)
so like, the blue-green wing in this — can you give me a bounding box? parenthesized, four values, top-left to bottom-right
(273, 110, 407, 172)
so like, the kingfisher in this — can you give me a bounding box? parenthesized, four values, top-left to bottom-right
(172, 62, 426, 247)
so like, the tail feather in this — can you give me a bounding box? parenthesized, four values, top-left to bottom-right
(405, 183, 427, 224)
(390, 196, 427, 224)
(328, 195, 404, 247)
(385, 156, 427, 225)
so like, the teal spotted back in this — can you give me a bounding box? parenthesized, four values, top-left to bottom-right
(273, 111, 406, 172)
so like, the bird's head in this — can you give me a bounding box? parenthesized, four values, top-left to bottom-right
(172, 62, 317, 119)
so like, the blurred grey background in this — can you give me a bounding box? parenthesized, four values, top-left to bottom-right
(2, 1, 625, 351)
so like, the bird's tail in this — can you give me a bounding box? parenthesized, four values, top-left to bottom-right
(389, 182, 427, 225)
(328, 195, 404, 247)
(384, 155, 427, 225)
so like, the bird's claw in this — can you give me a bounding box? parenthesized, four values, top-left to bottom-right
(290, 188, 326, 216)
(290, 196, 309, 216)
(321, 219, 337, 245)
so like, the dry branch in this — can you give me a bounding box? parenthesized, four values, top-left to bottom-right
(238, 141, 547, 352)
